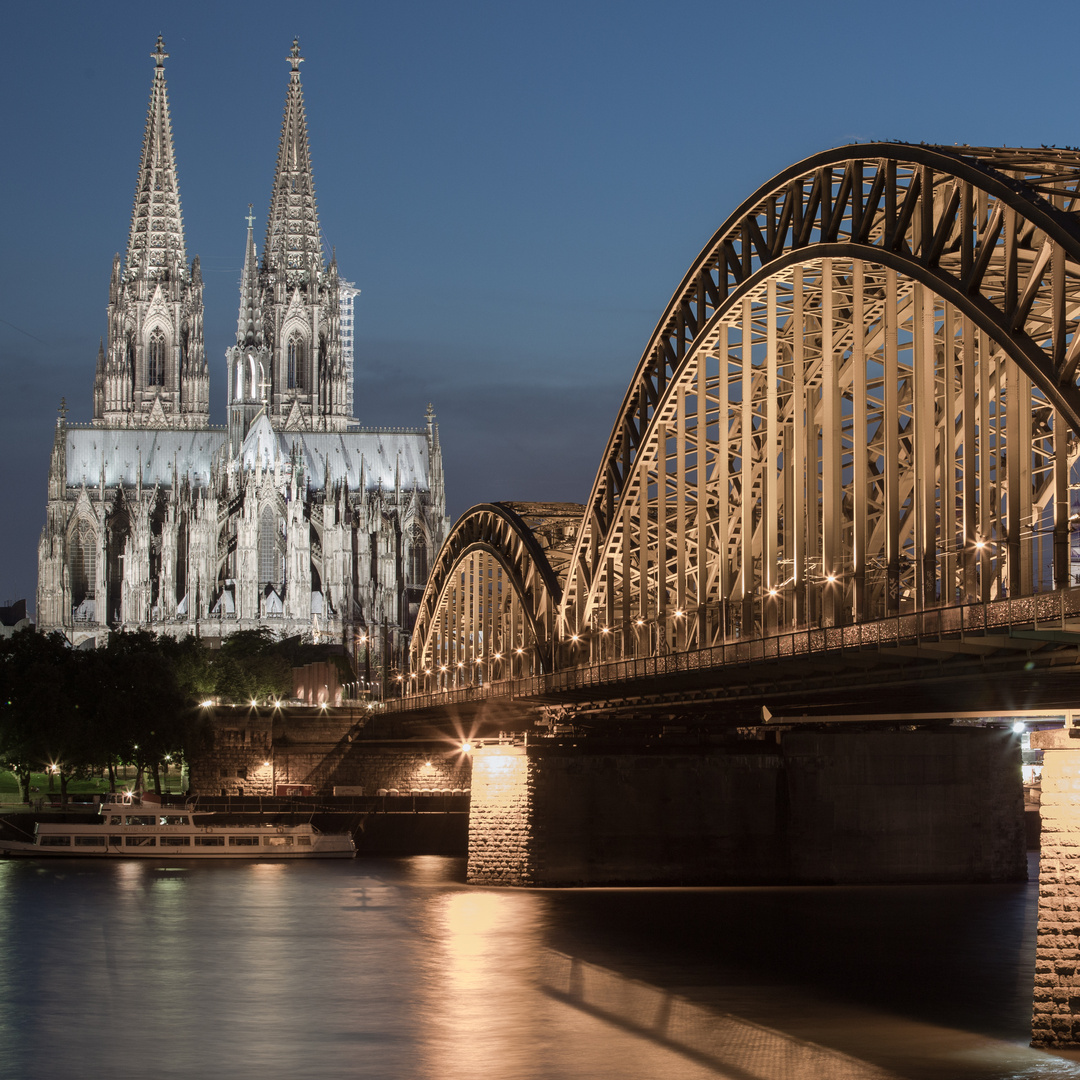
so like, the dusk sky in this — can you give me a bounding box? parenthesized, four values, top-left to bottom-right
(3, 0, 1079, 612)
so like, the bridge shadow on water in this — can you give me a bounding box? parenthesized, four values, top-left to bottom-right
(533, 854, 1080, 1080)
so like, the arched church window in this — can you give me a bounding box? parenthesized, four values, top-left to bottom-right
(287, 335, 305, 391)
(148, 330, 166, 387)
(258, 507, 282, 585)
(408, 522, 428, 586)
(235, 357, 244, 402)
(68, 519, 96, 611)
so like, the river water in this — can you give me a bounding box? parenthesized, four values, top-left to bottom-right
(1, 853, 1079, 1080)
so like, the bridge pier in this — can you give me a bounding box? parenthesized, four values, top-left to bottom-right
(1031, 730, 1080, 1047)
(466, 728, 1025, 888)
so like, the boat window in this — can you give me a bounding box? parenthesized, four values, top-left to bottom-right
(227, 836, 260, 846)
(194, 836, 225, 847)
(160, 836, 191, 846)
(109, 836, 123, 846)
(298, 837, 311, 846)
(109, 816, 123, 825)
(267, 836, 295, 846)
(74, 837, 104, 847)
(124, 836, 156, 847)
(40, 835, 71, 846)
(125, 815, 157, 826)
(159, 815, 188, 825)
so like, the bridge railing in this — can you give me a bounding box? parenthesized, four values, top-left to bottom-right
(386, 588, 1080, 713)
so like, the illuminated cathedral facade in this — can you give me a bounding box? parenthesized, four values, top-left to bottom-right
(37, 39, 448, 674)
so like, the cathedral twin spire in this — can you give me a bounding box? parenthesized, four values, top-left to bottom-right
(229, 38, 349, 440)
(263, 40, 324, 282)
(126, 36, 186, 280)
(94, 37, 347, 437)
(94, 35, 207, 429)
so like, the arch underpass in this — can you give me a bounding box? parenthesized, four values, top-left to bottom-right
(414, 142, 1080, 680)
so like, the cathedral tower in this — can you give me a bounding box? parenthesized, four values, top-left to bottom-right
(93, 36, 209, 429)
(259, 39, 349, 432)
(226, 207, 271, 455)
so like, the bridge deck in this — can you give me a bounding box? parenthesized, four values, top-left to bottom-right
(388, 589, 1080, 724)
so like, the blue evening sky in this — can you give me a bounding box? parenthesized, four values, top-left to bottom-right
(2, 0, 1077, 611)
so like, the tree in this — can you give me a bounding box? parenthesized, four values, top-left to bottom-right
(211, 628, 292, 702)
(0, 630, 85, 804)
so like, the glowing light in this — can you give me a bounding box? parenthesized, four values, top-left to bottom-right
(494, 652, 502, 661)
(461, 743, 473, 754)
(635, 619, 644, 627)
(975, 540, 987, 550)
(273, 700, 281, 708)
(826, 574, 837, 584)
(601, 627, 610, 634)
(515, 648, 523, 655)
(457, 661, 464, 668)
(424, 668, 432, 675)
(395, 674, 403, 681)
(768, 588, 778, 597)
(1012, 721, 1026, 734)
(674, 610, 684, 618)
(571, 634, 580, 643)
(250, 699, 258, 707)
(439, 665, 448, 672)
(263, 760, 271, 767)
(201, 700, 214, 708)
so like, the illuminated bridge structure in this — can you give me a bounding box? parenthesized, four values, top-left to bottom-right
(396, 145, 1080, 1045)
(403, 142, 1080, 721)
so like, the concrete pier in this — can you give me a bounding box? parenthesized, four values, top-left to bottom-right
(467, 728, 1025, 887)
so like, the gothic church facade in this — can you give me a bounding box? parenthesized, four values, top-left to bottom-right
(37, 39, 448, 676)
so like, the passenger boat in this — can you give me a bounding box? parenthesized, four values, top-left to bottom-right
(0, 796, 356, 859)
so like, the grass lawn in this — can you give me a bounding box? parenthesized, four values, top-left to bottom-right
(0, 767, 186, 801)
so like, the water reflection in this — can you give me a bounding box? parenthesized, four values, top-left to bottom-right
(0, 857, 1079, 1079)
(539, 950, 892, 1079)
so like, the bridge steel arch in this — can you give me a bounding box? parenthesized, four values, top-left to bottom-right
(559, 143, 1080, 660)
(409, 502, 571, 687)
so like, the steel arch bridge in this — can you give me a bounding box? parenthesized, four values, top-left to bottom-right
(411, 143, 1080, 687)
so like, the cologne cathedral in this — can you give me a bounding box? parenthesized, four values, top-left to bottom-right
(36, 39, 448, 676)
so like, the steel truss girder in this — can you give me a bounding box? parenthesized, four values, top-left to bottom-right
(562, 143, 1080, 641)
(411, 503, 564, 676)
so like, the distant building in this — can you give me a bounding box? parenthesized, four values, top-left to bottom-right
(0, 600, 32, 639)
(338, 280, 360, 422)
(36, 38, 448, 678)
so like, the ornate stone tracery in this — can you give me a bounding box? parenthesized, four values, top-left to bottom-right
(39, 38, 449, 680)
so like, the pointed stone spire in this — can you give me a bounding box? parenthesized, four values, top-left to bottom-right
(236, 204, 262, 347)
(263, 38, 323, 281)
(126, 36, 186, 279)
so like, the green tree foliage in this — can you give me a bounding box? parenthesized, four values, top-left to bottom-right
(0, 628, 347, 799)
(0, 631, 85, 802)
(210, 629, 293, 702)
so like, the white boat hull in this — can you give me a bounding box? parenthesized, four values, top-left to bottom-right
(0, 806, 356, 859)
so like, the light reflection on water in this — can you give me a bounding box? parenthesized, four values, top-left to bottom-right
(0, 856, 1078, 1080)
